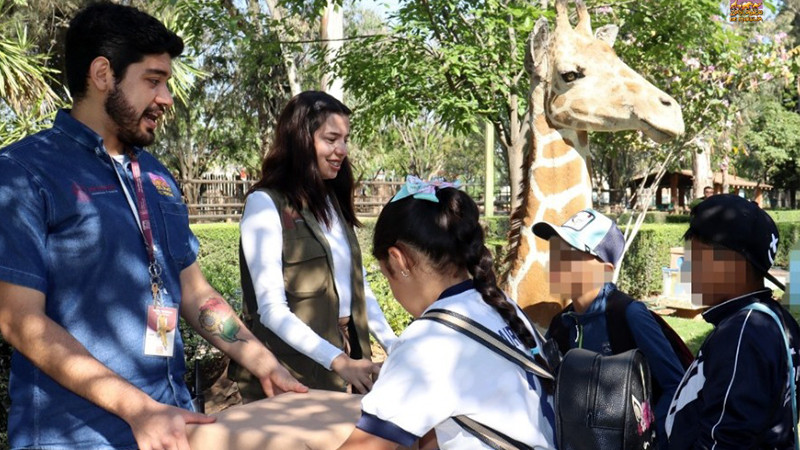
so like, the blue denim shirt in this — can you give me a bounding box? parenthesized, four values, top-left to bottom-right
(0, 110, 198, 449)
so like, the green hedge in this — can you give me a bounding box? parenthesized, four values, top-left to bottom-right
(770, 210, 800, 223)
(616, 224, 687, 298)
(614, 212, 691, 224)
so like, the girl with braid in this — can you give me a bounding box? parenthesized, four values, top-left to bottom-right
(339, 179, 557, 450)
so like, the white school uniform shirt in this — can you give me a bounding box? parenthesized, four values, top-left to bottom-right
(358, 281, 557, 449)
(240, 191, 398, 370)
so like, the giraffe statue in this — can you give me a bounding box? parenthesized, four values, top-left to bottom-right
(504, 0, 685, 326)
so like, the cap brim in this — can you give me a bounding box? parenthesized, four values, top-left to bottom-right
(533, 222, 593, 257)
(532, 222, 558, 240)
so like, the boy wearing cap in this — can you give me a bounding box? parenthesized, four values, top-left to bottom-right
(665, 194, 800, 449)
(535, 209, 686, 449)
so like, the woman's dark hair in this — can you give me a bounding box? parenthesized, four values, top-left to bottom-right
(65, 2, 184, 100)
(249, 91, 358, 228)
(373, 188, 537, 349)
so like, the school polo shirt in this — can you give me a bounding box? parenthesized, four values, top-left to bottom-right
(357, 281, 556, 449)
(0, 110, 198, 449)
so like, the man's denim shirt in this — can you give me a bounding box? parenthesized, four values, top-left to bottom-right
(0, 110, 198, 449)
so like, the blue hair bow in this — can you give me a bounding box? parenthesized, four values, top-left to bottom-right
(390, 175, 462, 203)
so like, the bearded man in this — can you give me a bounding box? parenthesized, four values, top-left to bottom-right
(0, 3, 306, 449)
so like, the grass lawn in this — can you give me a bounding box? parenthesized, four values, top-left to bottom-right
(663, 316, 713, 354)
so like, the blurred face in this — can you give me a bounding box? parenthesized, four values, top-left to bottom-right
(703, 187, 714, 198)
(683, 239, 751, 306)
(314, 113, 350, 180)
(105, 53, 174, 147)
(548, 236, 610, 300)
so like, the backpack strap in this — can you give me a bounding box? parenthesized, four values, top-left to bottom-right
(742, 302, 799, 450)
(606, 289, 694, 369)
(452, 415, 534, 450)
(605, 289, 638, 354)
(547, 309, 572, 357)
(420, 309, 554, 381)
(420, 308, 551, 450)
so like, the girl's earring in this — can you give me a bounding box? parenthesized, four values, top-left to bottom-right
(400, 270, 409, 278)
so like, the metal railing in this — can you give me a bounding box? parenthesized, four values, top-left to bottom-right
(179, 179, 511, 223)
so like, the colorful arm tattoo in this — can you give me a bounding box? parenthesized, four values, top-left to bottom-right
(198, 297, 245, 343)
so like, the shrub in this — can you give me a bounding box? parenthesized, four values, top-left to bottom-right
(776, 222, 800, 268)
(182, 224, 243, 392)
(617, 224, 687, 298)
(356, 218, 413, 334)
(769, 210, 800, 223)
(614, 212, 691, 224)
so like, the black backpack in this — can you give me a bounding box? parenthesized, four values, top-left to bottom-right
(421, 308, 656, 450)
(549, 289, 694, 400)
(555, 348, 655, 450)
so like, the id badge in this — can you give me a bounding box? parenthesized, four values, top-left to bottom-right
(144, 305, 178, 357)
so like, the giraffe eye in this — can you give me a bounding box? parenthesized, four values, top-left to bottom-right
(560, 71, 583, 83)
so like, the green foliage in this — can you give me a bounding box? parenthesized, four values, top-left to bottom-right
(662, 316, 713, 355)
(770, 210, 800, 223)
(355, 218, 414, 334)
(738, 98, 800, 192)
(591, 0, 799, 204)
(776, 222, 800, 267)
(348, 115, 485, 182)
(617, 224, 688, 298)
(337, 0, 545, 188)
(615, 212, 691, 224)
(182, 223, 242, 391)
(0, 0, 68, 148)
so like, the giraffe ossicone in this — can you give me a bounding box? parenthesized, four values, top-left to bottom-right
(506, 0, 685, 326)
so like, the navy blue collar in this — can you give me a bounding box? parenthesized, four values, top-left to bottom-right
(702, 289, 773, 326)
(437, 279, 475, 300)
(53, 109, 144, 160)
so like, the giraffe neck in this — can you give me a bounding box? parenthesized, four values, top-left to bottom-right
(506, 84, 593, 303)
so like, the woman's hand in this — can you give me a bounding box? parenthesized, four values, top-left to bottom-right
(331, 353, 381, 393)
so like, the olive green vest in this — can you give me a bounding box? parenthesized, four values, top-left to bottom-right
(229, 188, 371, 396)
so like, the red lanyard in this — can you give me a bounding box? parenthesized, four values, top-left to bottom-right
(130, 158, 156, 264)
(124, 156, 163, 305)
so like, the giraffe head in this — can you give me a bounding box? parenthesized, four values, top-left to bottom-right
(526, 0, 685, 143)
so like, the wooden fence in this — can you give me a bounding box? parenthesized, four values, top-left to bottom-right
(180, 178, 511, 223)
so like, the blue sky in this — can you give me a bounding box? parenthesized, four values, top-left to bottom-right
(353, 0, 394, 20)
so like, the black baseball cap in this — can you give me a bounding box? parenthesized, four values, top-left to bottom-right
(686, 194, 783, 290)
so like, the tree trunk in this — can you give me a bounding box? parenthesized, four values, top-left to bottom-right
(692, 140, 712, 199)
(721, 156, 730, 194)
(320, 0, 344, 101)
(262, 0, 302, 96)
(506, 133, 525, 212)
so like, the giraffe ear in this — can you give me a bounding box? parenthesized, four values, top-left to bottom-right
(595, 24, 618, 47)
(526, 17, 550, 77)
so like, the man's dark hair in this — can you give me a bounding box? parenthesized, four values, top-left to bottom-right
(65, 2, 184, 100)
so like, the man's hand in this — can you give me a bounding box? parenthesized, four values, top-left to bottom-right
(331, 353, 381, 394)
(124, 399, 216, 450)
(259, 356, 309, 397)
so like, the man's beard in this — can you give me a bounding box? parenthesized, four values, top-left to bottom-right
(104, 84, 158, 147)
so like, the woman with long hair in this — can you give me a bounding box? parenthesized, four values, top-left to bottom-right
(339, 182, 556, 449)
(228, 91, 397, 399)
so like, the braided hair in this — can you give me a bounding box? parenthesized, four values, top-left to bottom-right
(373, 187, 538, 349)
